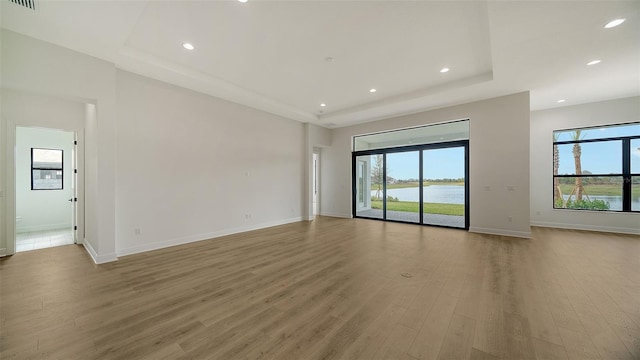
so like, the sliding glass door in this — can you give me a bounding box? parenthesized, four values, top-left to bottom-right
(386, 151, 420, 223)
(352, 141, 468, 229)
(422, 146, 467, 228)
(354, 154, 383, 219)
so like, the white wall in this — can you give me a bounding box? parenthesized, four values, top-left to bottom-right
(2, 30, 311, 261)
(322, 92, 531, 238)
(0, 91, 4, 256)
(16, 127, 74, 232)
(1, 29, 117, 262)
(530, 96, 640, 234)
(114, 71, 305, 256)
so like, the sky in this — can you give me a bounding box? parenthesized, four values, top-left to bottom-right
(367, 123, 640, 180)
(384, 147, 465, 180)
(555, 124, 640, 174)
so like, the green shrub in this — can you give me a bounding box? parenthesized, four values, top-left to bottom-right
(371, 195, 398, 201)
(557, 198, 610, 210)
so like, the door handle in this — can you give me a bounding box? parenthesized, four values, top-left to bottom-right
(68, 198, 74, 202)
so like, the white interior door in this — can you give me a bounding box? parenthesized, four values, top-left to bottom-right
(73, 130, 85, 244)
(313, 153, 318, 215)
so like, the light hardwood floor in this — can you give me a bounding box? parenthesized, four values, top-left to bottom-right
(1, 217, 639, 359)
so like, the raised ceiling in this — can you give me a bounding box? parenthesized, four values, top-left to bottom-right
(1, 1, 638, 128)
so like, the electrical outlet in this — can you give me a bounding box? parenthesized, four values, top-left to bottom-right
(508, 216, 513, 223)
(134, 228, 141, 235)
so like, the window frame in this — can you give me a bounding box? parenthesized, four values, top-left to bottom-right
(31, 147, 64, 191)
(552, 123, 640, 213)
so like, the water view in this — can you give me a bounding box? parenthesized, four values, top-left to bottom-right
(374, 186, 639, 210)
(373, 185, 464, 204)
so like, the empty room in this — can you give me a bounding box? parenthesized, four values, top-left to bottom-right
(1, 1, 639, 359)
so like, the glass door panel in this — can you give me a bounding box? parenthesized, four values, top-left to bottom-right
(385, 151, 420, 223)
(422, 147, 466, 228)
(633, 176, 640, 212)
(355, 154, 383, 219)
(630, 139, 639, 211)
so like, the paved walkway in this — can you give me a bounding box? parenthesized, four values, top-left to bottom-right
(356, 209, 465, 228)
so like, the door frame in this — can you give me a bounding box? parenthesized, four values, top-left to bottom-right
(73, 130, 85, 244)
(5, 124, 85, 255)
(312, 151, 319, 216)
(352, 140, 469, 229)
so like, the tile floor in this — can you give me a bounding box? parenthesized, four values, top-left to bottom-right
(16, 228, 75, 252)
(356, 209, 466, 228)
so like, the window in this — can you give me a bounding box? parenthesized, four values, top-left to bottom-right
(353, 119, 469, 151)
(32, 148, 63, 190)
(553, 122, 640, 212)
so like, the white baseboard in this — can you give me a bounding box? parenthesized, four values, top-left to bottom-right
(83, 240, 118, 264)
(17, 223, 72, 233)
(530, 221, 640, 235)
(117, 216, 304, 257)
(319, 211, 352, 219)
(469, 226, 532, 239)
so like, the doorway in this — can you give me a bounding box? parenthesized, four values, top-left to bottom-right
(313, 152, 319, 216)
(15, 127, 81, 252)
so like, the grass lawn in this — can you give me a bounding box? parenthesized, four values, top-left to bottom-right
(371, 200, 464, 216)
(558, 184, 622, 196)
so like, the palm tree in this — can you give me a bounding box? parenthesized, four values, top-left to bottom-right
(571, 130, 584, 201)
(371, 154, 384, 200)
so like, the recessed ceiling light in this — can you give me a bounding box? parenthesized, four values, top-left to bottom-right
(557, 99, 566, 103)
(440, 67, 450, 73)
(238, 0, 248, 3)
(604, 18, 625, 28)
(587, 59, 601, 66)
(320, 103, 326, 107)
(182, 43, 195, 50)
(369, 88, 377, 93)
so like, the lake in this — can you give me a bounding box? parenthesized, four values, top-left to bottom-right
(373, 185, 464, 204)
(374, 186, 639, 210)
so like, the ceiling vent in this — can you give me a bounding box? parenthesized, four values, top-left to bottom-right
(9, 0, 37, 10)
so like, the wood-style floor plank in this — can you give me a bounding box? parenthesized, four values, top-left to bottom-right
(1, 218, 638, 359)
